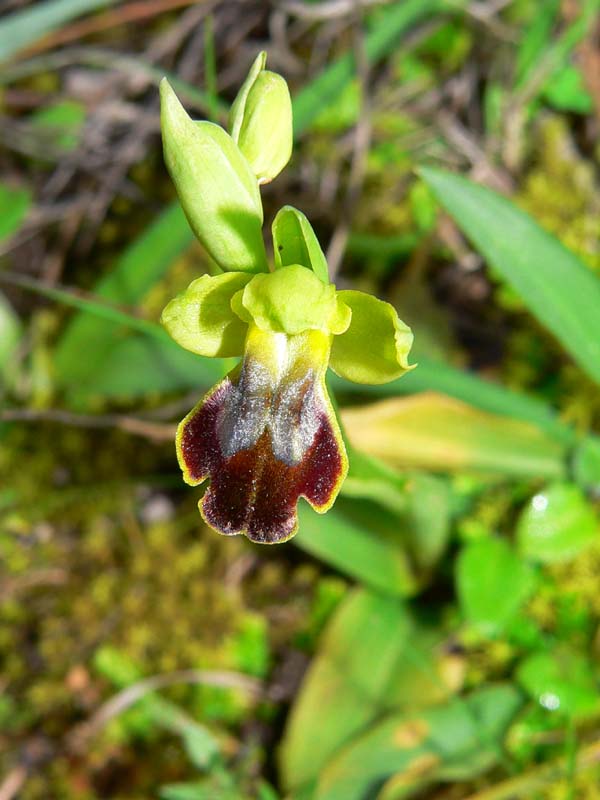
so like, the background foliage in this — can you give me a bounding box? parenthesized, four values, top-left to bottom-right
(1, 0, 600, 797)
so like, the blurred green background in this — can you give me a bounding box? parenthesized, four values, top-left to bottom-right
(2, 0, 600, 797)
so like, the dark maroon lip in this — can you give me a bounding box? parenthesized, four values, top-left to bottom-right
(178, 371, 346, 544)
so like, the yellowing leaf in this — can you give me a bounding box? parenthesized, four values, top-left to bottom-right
(342, 393, 566, 478)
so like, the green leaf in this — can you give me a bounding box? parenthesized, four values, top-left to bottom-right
(233, 265, 349, 335)
(160, 79, 267, 274)
(544, 64, 593, 113)
(30, 100, 86, 152)
(516, 482, 598, 563)
(517, 649, 599, 717)
(515, 0, 560, 86)
(20, 275, 222, 401)
(314, 685, 522, 800)
(330, 290, 414, 384)
(343, 451, 451, 572)
(402, 473, 451, 571)
(334, 356, 576, 447)
(420, 166, 600, 387)
(236, 71, 293, 184)
(515, 0, 596, 101)
(342, 393, 567, 479)
(0, 183, 31, 241)
(456, 538, 535, 636)
(69, 334, 221, 402)
(9, 273, 167, 342)
(0, 0, 117, 64)
(15, 273, 221, 403)
(54, 203, 194, 392)
(340, 447, 408, 517)
(160, 785, 212, 800)
(161, 272, 251, 357)
(159, 781, 239, 800)
(257, 782, 280, 800)
(572, 437, 600, 490)
(272, 206, 329, 283)
(279, 588, 412, 793)
(295, 501, 417, 597)
(409, 179, 438, 232)
(182, 727, 220, 770)
(312, 80, 361, 133)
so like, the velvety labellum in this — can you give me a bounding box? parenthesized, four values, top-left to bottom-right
(176, 327, 348, 543)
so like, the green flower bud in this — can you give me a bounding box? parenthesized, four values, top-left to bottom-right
(229, 51, 266, 141)
(229, 53, 292, 184)
(160, 78, 267, 273)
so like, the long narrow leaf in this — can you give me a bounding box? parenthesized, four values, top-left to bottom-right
(295, 502, 418, 597)
(0, 0, 117, 63)
(420, 166, 600, 387)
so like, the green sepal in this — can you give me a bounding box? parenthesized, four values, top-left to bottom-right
(229, 51, 267, 143)
(232, 264, 350, 336)
(161, 271, 252, 357)
(236, 71, 293, 184)
(272, 205, 329, 283)
(330, 290, 414, 384)
(160, 78, 267, 273)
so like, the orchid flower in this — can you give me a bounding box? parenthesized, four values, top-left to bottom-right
(159, 54, 414, 544)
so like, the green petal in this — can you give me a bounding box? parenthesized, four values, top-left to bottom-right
(272, 205, 329, 283)
(229, 51, 266, 143)
(237, 264, 348, 335)
(330, 290, 414, 384)
(160, 79, 267, 273)
(161, 272, 251, 357)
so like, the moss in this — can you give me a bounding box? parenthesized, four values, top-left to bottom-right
(518, 117, 600, 274)
(0, 421, 330, 796)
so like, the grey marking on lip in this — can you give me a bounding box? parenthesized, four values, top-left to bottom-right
(216, 358, 322, 467)
(217, 359, 271, 459)
(269, 373, 321, 465)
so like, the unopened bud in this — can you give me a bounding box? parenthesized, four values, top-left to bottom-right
(160, 78, 267, 273)
(229, 53, 292, 184)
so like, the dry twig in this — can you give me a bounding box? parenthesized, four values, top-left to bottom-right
(0, 408, 176, 442)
